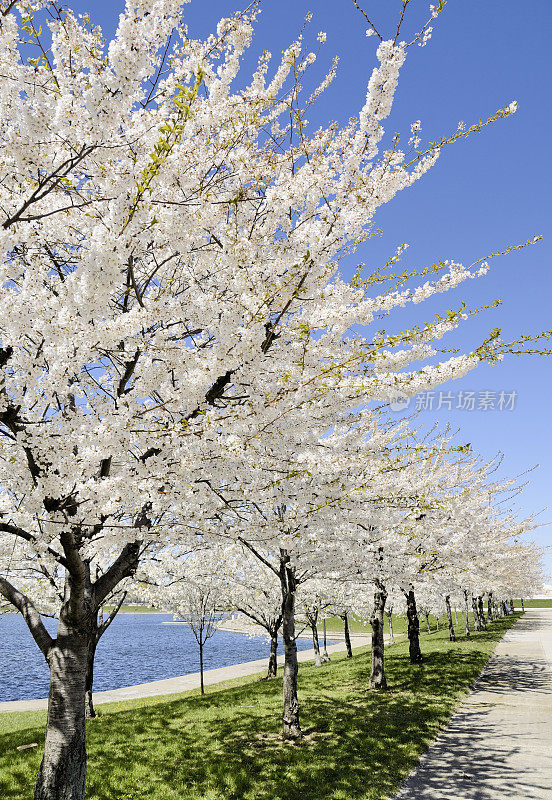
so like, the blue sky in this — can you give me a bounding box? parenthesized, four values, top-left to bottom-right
(64, 0, 552, 578)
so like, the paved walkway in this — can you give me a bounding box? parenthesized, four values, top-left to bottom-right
(0, 635, 371, 714)
(394, 609, 552, 800)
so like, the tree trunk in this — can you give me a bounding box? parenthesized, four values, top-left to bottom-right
(84, 596, 125, 720)
(84, 637, 97, 720)
(521, 598, 525, 612)
(34, 624, 88, 800)
(341, 612, 353, 657)
(370, 583, 387, 689)
(309, 620, 323, 667)
(424, 611, 431, 633)
(445, 595, 456, 642)
(321, 618, 330, 662)
(267, 630, 278, 678)
(199, 640, 204, 695)
(478, 596, 486, 628)
(487, 592, 493, 622)
(463, 589, 471, 636)
(386, 607, 394, 645)
(280, 551, 301, 740)
(406, 589, 423, 664)
(454, 608, 459, 626)
(472, 596, 481, 631)
(436, 616, 439, 631)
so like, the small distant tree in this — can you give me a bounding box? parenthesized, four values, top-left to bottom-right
(180, 583, 219, 695)
(225, 553, 284, 679)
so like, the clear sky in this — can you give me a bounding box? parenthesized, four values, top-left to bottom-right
(64, 0, 552, 577)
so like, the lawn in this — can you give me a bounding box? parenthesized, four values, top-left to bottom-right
(514, 598, 552, 608)
(0, 613, 519, 800)
(103, 604, 165, 614)
(322, 610, 476, 636)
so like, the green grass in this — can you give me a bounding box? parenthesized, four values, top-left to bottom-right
(514, 598, 552, 608)
(323, 610, 476, 637)
(0, 613, 520, 800)
(103, 604, 165, 614)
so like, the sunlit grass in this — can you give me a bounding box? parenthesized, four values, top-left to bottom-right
(323, 610, 477, 636)
(514, 598, 552, 608)
(0, 614, 520, 800)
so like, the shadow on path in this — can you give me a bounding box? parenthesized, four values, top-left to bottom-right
(395, 610, 552, 800)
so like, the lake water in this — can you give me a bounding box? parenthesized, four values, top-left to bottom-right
(0, 613, 327, 702)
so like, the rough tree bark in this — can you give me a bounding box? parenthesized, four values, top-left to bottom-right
(463, 589, 471, 636)
(487, 591, 493, 622)
(280, 549, 301, 739)
(370, 582, 387, 689)
(199, 638, 205, 695)
(521, 598, 525, 612)
(35, 538, 140, 800)
(445, 595, 456, 642)
(237, 606, 282, 679)
(305, 606, 323, 666)
(84, 636, 97, 721)
(478, 595, 486, 629)
(85, 595, 126, 719)
(472, 595, 482, 631)
(340, 612, 353, 657)
(385, 605, 394, 645)
(35, 619, 89, 800)
(308, 615, 323, 667)
(405, 589, 423, 664)
(321, 618, 331, 662)
(267, 629, 279, 678)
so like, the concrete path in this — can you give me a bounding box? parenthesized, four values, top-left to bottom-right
(394, 609, 552, 800)
(0, 635, 371, 714)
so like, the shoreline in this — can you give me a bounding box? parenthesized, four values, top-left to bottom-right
(0, 635, 371, 714)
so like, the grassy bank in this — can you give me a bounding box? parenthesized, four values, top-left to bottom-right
(514, 599, 552, 608)
(103, 604, 166, 614)
(322, 610, 477, 637)
(0, 613, 519, 800)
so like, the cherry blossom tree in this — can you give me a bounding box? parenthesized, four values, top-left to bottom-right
(0, 1, 549, 797)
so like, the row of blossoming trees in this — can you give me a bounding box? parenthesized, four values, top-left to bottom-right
(0, 1, 547, 799)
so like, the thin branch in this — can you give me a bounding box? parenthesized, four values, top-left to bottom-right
(0, 1, 17, 19)
(2, 145, 96, 230)
(0, 522, 69, 568)
(238, 537, 280, 578)
(97, 591, 127, 641)
(350, 0, 383, 40)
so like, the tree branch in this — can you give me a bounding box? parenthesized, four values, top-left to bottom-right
(96, 591, 127, 642)
(0, 1, 18, 19)
(93, 541, 141, 605)
(2, 145, 96, 230)
(237, 537, 280, 577)
(0, 522, 69, 568)
(0, 576, 54, 660)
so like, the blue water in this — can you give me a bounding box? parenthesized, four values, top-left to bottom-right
(0, 613, 329, 702)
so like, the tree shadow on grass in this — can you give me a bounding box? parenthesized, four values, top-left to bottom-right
(0, 616, 521, 800)
(83, 647, 503, 800)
